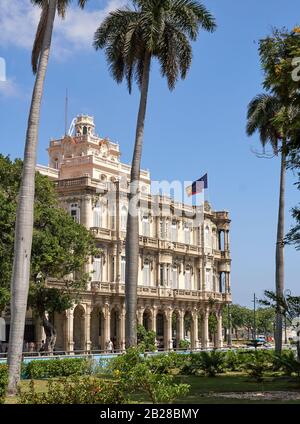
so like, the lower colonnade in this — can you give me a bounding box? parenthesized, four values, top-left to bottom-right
(37, 300, 224, 353)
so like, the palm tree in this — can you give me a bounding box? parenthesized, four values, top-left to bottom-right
(94, 0, 216, 347)
(246, 93, 299, 354)
(7, 0, 88, 395)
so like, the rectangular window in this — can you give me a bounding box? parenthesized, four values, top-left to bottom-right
(184, 227, 190, 245)
(185, 269, 191, 290)
(70, 204, 80, 224)
(143, 263, 150, 286)
(93, 204, 102, 228)
(142, 216, 150, 236)
(92, 257, 102, 282)
(172, 266, 178, 289)
(171, 223, 177, 242)
(159, 220, 164, 239)
(205, 269, 211, 291)
(160, 265, 164, 286)
(121, 257, 126, 282)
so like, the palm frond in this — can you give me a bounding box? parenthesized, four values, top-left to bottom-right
(31, 1, 49, 74)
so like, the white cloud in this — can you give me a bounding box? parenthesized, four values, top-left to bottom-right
(0, 0, 127, 54)
(0, 79, 21, 98)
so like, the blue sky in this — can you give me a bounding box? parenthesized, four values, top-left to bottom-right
(0, 0, 299, 307)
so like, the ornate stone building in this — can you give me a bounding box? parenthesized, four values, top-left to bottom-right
(34, 115, 231, 353)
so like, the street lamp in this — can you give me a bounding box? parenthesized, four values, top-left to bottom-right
(252, 293, 257, 349)
(284, 289, 291, 345)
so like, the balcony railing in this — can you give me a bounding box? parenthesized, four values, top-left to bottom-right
(90, 282, 231, 302)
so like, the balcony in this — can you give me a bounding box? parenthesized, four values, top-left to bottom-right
(90, 282, 230, 303)
(90, 227, 114, 240)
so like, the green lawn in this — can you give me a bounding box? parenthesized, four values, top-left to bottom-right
(174, 374, 300, 404)
(6, 373, 300, 404)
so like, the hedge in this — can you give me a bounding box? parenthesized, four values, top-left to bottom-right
(24, 357, 94, 379)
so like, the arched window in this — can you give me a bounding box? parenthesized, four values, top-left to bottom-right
(156, 314, 164, 337)
(92, 257, 102, 282)
(184, 266, 191, 290)
(93, 202, 102, 228)
(121, 206, 127, 231)
(70, 203, 80, 224)
(54, 158, 59, 170)
(143, 261, 151, 286)
(82, 126, 88, 135)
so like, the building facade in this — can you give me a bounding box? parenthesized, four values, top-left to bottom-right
(33, 115, 232, 353)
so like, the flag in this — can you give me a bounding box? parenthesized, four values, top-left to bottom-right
(186, 173, 208, 197)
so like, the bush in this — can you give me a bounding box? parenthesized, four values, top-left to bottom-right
(224, 350, 241, 371)
(147, 352, 187, 375)
(275, 351, 300, 378)
(24, 357, 94, 379)
(110, 348, 190, 403)
(137, 325, 157, 352)
(178, 340, 190, 350)
(0, 365, 8, 404)
(18, 376, 127, 404)
(182, 351, 226, 377)
(242, 351, 272, 382)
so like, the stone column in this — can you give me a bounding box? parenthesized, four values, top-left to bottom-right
(201, 306, 209, 349)
(177, 310, 185, 346)
(119, 305, 126, 351)
(81, 195, 92, 229)
(225, 272, 231, 294)
(151, 306, 157, 334)
(191, 311, 199, 350)
(65, 308, 74, 354)
(137, 306, 144, 326)
(225, 230, 229, 251)
(164, 307, 173, 351)
(85, 304, 92, 353)
(102, 303, 111, 352)
(215, 308, 223, 349)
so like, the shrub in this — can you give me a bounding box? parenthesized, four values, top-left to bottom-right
(137, 325, 156, 352)
(18, 376, 127, 404)
(110, 348, 190, 403)
(182, 351, 226, 377)
(224, 350, 241, 371)
(242, 351, 272, 382)
(24, 357, 94, 379)
(0, 365, 8, 404)
(275, 351, 300, 378)
(178, 340, 190, 350)
(147, 352, 187, 375)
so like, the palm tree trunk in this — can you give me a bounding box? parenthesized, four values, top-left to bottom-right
(7, 0, 57, 395)
(125, 51, 151, 348)
(275, 147, 286, 354)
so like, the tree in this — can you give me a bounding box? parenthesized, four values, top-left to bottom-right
(1, 156, 97, 351)
(222, 304, 250, 339)
(246, 28, 300, 353)
(261, 290, 300, 361)
(94, 0, 216, 347)
(256, 307, 275, 336)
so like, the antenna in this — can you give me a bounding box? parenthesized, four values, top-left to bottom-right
(65, 88, 68, 136)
